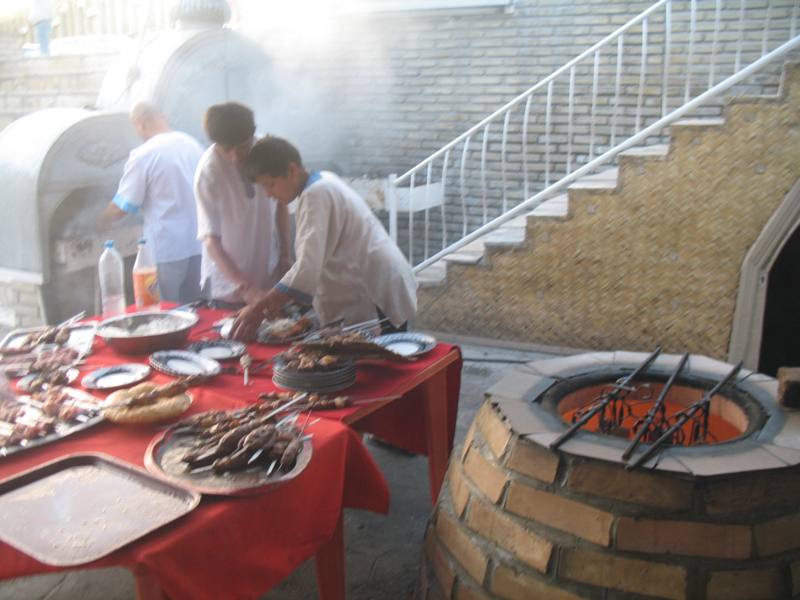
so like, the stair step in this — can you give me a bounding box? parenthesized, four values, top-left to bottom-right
(672, 118, 726, 128)
(619, 144, 670, 158)
(528, 194, 569, 218)
(444, 249, 484, 265)
(415, 262, 447, 288)
(485, 227, 526, 248)
(568, 168, 619, 190)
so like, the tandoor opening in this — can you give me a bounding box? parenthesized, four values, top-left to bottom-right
(759, 223, 800, 376)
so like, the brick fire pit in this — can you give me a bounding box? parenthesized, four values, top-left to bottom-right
(421, 352, 800, 600)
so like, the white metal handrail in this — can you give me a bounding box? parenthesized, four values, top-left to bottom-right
(390, 0, 800, 272)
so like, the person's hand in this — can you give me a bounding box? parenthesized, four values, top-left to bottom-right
(229, 303, 264, 342)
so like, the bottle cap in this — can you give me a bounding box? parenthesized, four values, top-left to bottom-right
(104, 240, 114, 249)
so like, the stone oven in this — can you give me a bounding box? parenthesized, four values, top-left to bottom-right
(422, 351, 800, 600)
(0, 0, 279, 328)
(0, 108, 140, 326)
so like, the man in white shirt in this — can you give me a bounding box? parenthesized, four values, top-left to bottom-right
(100, 102, 203, 303)
(229, 135, 417, 341)
(194, 103, 292, 307)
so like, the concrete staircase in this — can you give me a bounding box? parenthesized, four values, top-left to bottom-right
(415, 124, 744, 289)
(0, 34, 118, 130)
(415, 62, 800, 357)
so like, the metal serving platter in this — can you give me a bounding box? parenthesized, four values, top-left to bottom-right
(149, 350, 222, 378)
(217, 316, 316, 345)
(373, 332, 437, 358)
(16, 368, 80, 392)
(0, 322, 97, 357)
(81, 363, 152, 391)
(0, 453, 200, 566)
(144, 423, 312, 496)
(0, 388, 105, 458)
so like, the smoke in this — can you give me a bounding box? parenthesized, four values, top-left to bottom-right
(235, 1, 397, 176)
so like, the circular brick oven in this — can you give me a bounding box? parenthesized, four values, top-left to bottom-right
(421, 352, 800, 600)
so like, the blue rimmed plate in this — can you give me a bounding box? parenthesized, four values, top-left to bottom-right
(149, 350, 222, 378)
(81, 364, 151, 391)
(185, 339, 246, 361)
(373, 332, 437, 358)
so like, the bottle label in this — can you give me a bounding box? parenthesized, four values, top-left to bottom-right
(133, 268, 161, 308)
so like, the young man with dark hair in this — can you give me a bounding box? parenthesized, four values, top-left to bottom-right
(229, 135, 417, 340)
(194, 103, 292, 306)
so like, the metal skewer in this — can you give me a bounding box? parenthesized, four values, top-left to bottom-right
(627, 361, 743, 470)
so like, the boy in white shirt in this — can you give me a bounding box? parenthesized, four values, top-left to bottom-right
(230, 136, 417, 341)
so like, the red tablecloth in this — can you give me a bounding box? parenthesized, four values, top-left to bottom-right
(0, 387, 388, 600)
(0, 307, 463, 598)
(84, 308, 463, 456)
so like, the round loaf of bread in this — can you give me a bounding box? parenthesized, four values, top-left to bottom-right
(104, 382, 192, 425)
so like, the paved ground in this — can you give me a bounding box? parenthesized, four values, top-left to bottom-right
(0, 341, 556, 600)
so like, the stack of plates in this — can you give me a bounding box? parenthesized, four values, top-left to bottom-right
(272, 359, 356, 394)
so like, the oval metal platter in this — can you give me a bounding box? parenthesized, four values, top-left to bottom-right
(144, 423, 312, 496)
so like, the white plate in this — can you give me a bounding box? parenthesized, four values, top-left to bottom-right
(81, 364, 151, 391)
(149, 351, 222, 378)
(373, 332, 437, 357)
(185, 340, 246, 361)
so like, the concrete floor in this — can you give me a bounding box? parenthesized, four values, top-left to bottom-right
(0, 342, 556, 600)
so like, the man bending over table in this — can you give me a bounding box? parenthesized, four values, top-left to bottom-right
(229, 136, 417, 341)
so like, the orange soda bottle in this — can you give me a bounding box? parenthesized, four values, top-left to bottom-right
(132, 238, 161, 309)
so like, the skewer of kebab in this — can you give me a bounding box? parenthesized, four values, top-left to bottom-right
(104, 375, 207, 410)
(179, 394, 309, 473)
(257, 390, 351, 411)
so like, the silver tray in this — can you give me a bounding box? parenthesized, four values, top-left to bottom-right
(149, 350, 222, 378)
(16, 368, 80, 392)
(0, 322, 97, 358)
(0, 388, 105, 458)
(373, 332, 437, 357)
(185, 339, 247, 361)
(81, 364, 152, 391)
(145, 420, 312, 496)
(0, 453, 200, 566)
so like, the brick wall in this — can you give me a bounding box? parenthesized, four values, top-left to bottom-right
(248, 0, 796, 261)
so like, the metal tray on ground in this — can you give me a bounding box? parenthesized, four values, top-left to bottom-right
(0, 453, 200, 566)
(144, 424, 312, 496)
(0, 322, 97, 357)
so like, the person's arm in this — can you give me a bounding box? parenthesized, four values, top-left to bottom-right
(99, 150, 146, 229)
(230, 286, 292, 341)
(275, 201, 293, 275)
(98, 202, 128, 228)
(201, 235, 259, 296)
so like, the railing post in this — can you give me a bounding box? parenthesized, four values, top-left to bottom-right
(387, 174, 398, 245)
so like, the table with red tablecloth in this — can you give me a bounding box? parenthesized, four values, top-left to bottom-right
(0, 308, 463, 599)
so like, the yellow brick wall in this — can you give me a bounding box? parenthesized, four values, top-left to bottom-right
(417, 64, 800, 358)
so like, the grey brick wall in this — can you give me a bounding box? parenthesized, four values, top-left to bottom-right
(249, 0, 797, 260)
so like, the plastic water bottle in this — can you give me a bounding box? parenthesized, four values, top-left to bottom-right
(99, 240, 126, 318)
(132, 238, 161, 310)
